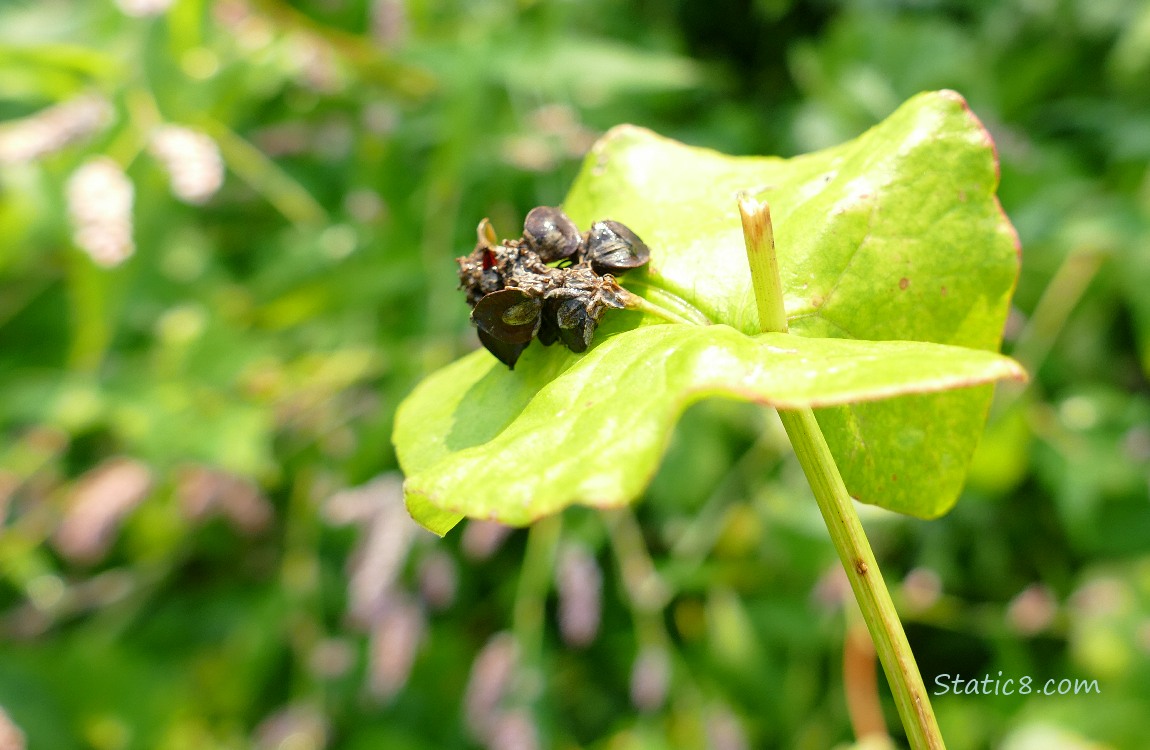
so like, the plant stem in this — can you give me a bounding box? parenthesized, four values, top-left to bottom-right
(620, 289, 697, 327)
(738, 196, 946, 750)
(620, 280, 713, 326)
(512, 513, 562, 698)
(738, 194, 788, 334)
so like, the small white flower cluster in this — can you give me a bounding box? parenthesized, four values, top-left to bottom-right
(630, 644, 671, 712)
(53, 458, 153, 564)
(114, 0, 174, 17)
(176, 464, 272, 534)
(0, 95, 112, 166)
(461, 631, 544, 750)
(0, 706, 26, 750)
(556, 542, 602, 647)
(66, 158, 136, 267)
(323, 474, 449, 702)
(148, 125, 224, 204)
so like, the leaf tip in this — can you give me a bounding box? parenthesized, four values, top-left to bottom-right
(403, 484, 463, 537)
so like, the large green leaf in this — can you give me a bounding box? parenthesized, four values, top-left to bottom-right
(395, 90, 1021, 534)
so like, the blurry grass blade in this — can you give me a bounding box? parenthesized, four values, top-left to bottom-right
(205, 120, 327, 226)
(496, 37, 703, 100)
(248, 0, 435, 99)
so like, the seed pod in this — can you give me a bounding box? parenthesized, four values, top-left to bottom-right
(478, 329, 530, 370)
(585, 220, 649, 275)
(537, 298, 560, 346)
(555, 298, 595, 353)
(523, 206, 581, 262)
(472, 289, 542, 344)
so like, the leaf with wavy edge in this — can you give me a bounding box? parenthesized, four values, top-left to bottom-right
(395, 91, 1021, 534)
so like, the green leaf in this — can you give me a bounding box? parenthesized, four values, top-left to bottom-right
(396, 321, 1023, 534)
(395, 90, 1021, 534)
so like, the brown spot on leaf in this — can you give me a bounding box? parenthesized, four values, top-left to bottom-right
(855, 560, 869, 576)
(958, 190, 968, 202)
(810, 294, 824, 308)
(940, 286, 948, 297)
(891, 474, 898, 482)
(899, 277, 909, 290)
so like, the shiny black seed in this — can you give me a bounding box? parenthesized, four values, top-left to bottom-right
(523, 206, 582, 263)
(472, 289, 541, 344)
(478, 328, 529, 369)
(555, 298, 595, 353)
(538, 299, 560, 346)
(585, 220, 650, 275)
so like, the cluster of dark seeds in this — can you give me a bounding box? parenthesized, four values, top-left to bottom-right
(457, 206, 650, 369)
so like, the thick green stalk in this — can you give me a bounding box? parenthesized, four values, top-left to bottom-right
(738, 196, 946, 750)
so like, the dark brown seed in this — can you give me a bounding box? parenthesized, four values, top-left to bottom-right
(555, 298, 595, 353)
(523, 206, 582, 262)
(472, 289, 541, 344)
(537, 299, 560, 346)
(478, 329, 529, 369)
(585, 220, 649, 275)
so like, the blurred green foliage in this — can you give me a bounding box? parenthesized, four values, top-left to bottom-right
(0, 1, 1148, 749)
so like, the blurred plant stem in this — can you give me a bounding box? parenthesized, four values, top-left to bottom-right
(995, 247, 1106, 414)
(621, 280, 713, 326)
(205, 119, 328, 226)
(738, 196, 945, 750)
(66, 251, 112, 373)
(604, 508, 671, 647)
(512, 513, 561, 700)
(621, 289, 699, 327)
(248, 0, 435, 97)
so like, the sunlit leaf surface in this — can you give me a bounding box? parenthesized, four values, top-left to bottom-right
(396, 91, 1021, 534)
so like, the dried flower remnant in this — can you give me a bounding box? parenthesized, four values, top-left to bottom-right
(456, 207, 648, 368)
(66, 158, 135, 267)
(0, 95, 112, 165)
(556, 543, 602, 647)
(53, 457, 153, 564)
(148, 125, 224, 204)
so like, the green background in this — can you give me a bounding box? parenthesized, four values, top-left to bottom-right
(1, 1, 1149, 748)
